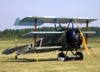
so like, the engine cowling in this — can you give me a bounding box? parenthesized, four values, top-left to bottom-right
(66, 29, 82, 48)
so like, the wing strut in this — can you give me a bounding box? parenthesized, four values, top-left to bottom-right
(34, 17, 38, 62)
(54, 19, 57, 31)
(34, 18, 37, 47)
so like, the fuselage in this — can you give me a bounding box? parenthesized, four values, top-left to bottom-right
(41, 28, 82, 50)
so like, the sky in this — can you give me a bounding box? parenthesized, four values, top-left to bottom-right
(0, 0, 100, 31)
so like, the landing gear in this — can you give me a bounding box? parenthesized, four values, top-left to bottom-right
(57, 46, 84, 61)
(75, 52, 83, 60)
(57, 51, 83, 61)
(57, 52, 67, 61)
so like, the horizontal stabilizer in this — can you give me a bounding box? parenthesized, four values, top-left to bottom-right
(2, 45, 28, 55)
(2, 48, 15, 55)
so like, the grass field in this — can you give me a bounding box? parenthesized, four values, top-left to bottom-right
(0, 38, 100, 72)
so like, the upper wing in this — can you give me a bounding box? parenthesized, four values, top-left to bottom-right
(14, 16, 97, 26)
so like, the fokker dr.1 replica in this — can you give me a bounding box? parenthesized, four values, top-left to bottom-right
(2, 16, 97, 61)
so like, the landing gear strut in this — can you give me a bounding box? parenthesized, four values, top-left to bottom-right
(68, 46, 84, 61)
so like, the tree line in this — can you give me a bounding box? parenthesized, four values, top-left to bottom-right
(0, 27, 100, 38)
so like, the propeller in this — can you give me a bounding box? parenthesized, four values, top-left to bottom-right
(74, 18, 90, 55)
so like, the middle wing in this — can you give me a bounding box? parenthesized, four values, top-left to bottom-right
(82, 31, 96, 34)
(23, 31, 64, 38)
(23, 31, 95, 38)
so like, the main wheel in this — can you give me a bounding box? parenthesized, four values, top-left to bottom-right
(57, 52, 67, 61)
(75, 52, 83, 60)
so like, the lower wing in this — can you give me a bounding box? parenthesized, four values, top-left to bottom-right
(2, 44, 62, 55)
(26, 46, 62, 53)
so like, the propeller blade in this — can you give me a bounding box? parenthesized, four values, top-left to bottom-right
(81, 32, 90, 55)
(74, 18, 90, 55)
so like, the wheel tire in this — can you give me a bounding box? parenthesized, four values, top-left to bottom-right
(75, 52, 83, 60)
(57, 52, 66, 61)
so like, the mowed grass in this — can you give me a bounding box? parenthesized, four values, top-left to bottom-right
(0, 38, 100, 72)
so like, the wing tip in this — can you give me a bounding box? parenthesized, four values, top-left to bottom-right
(14, 18, 20, 26)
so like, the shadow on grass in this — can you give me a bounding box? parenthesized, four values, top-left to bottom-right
(2, 57, 82, 62)
(2, 58, 58, 62)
